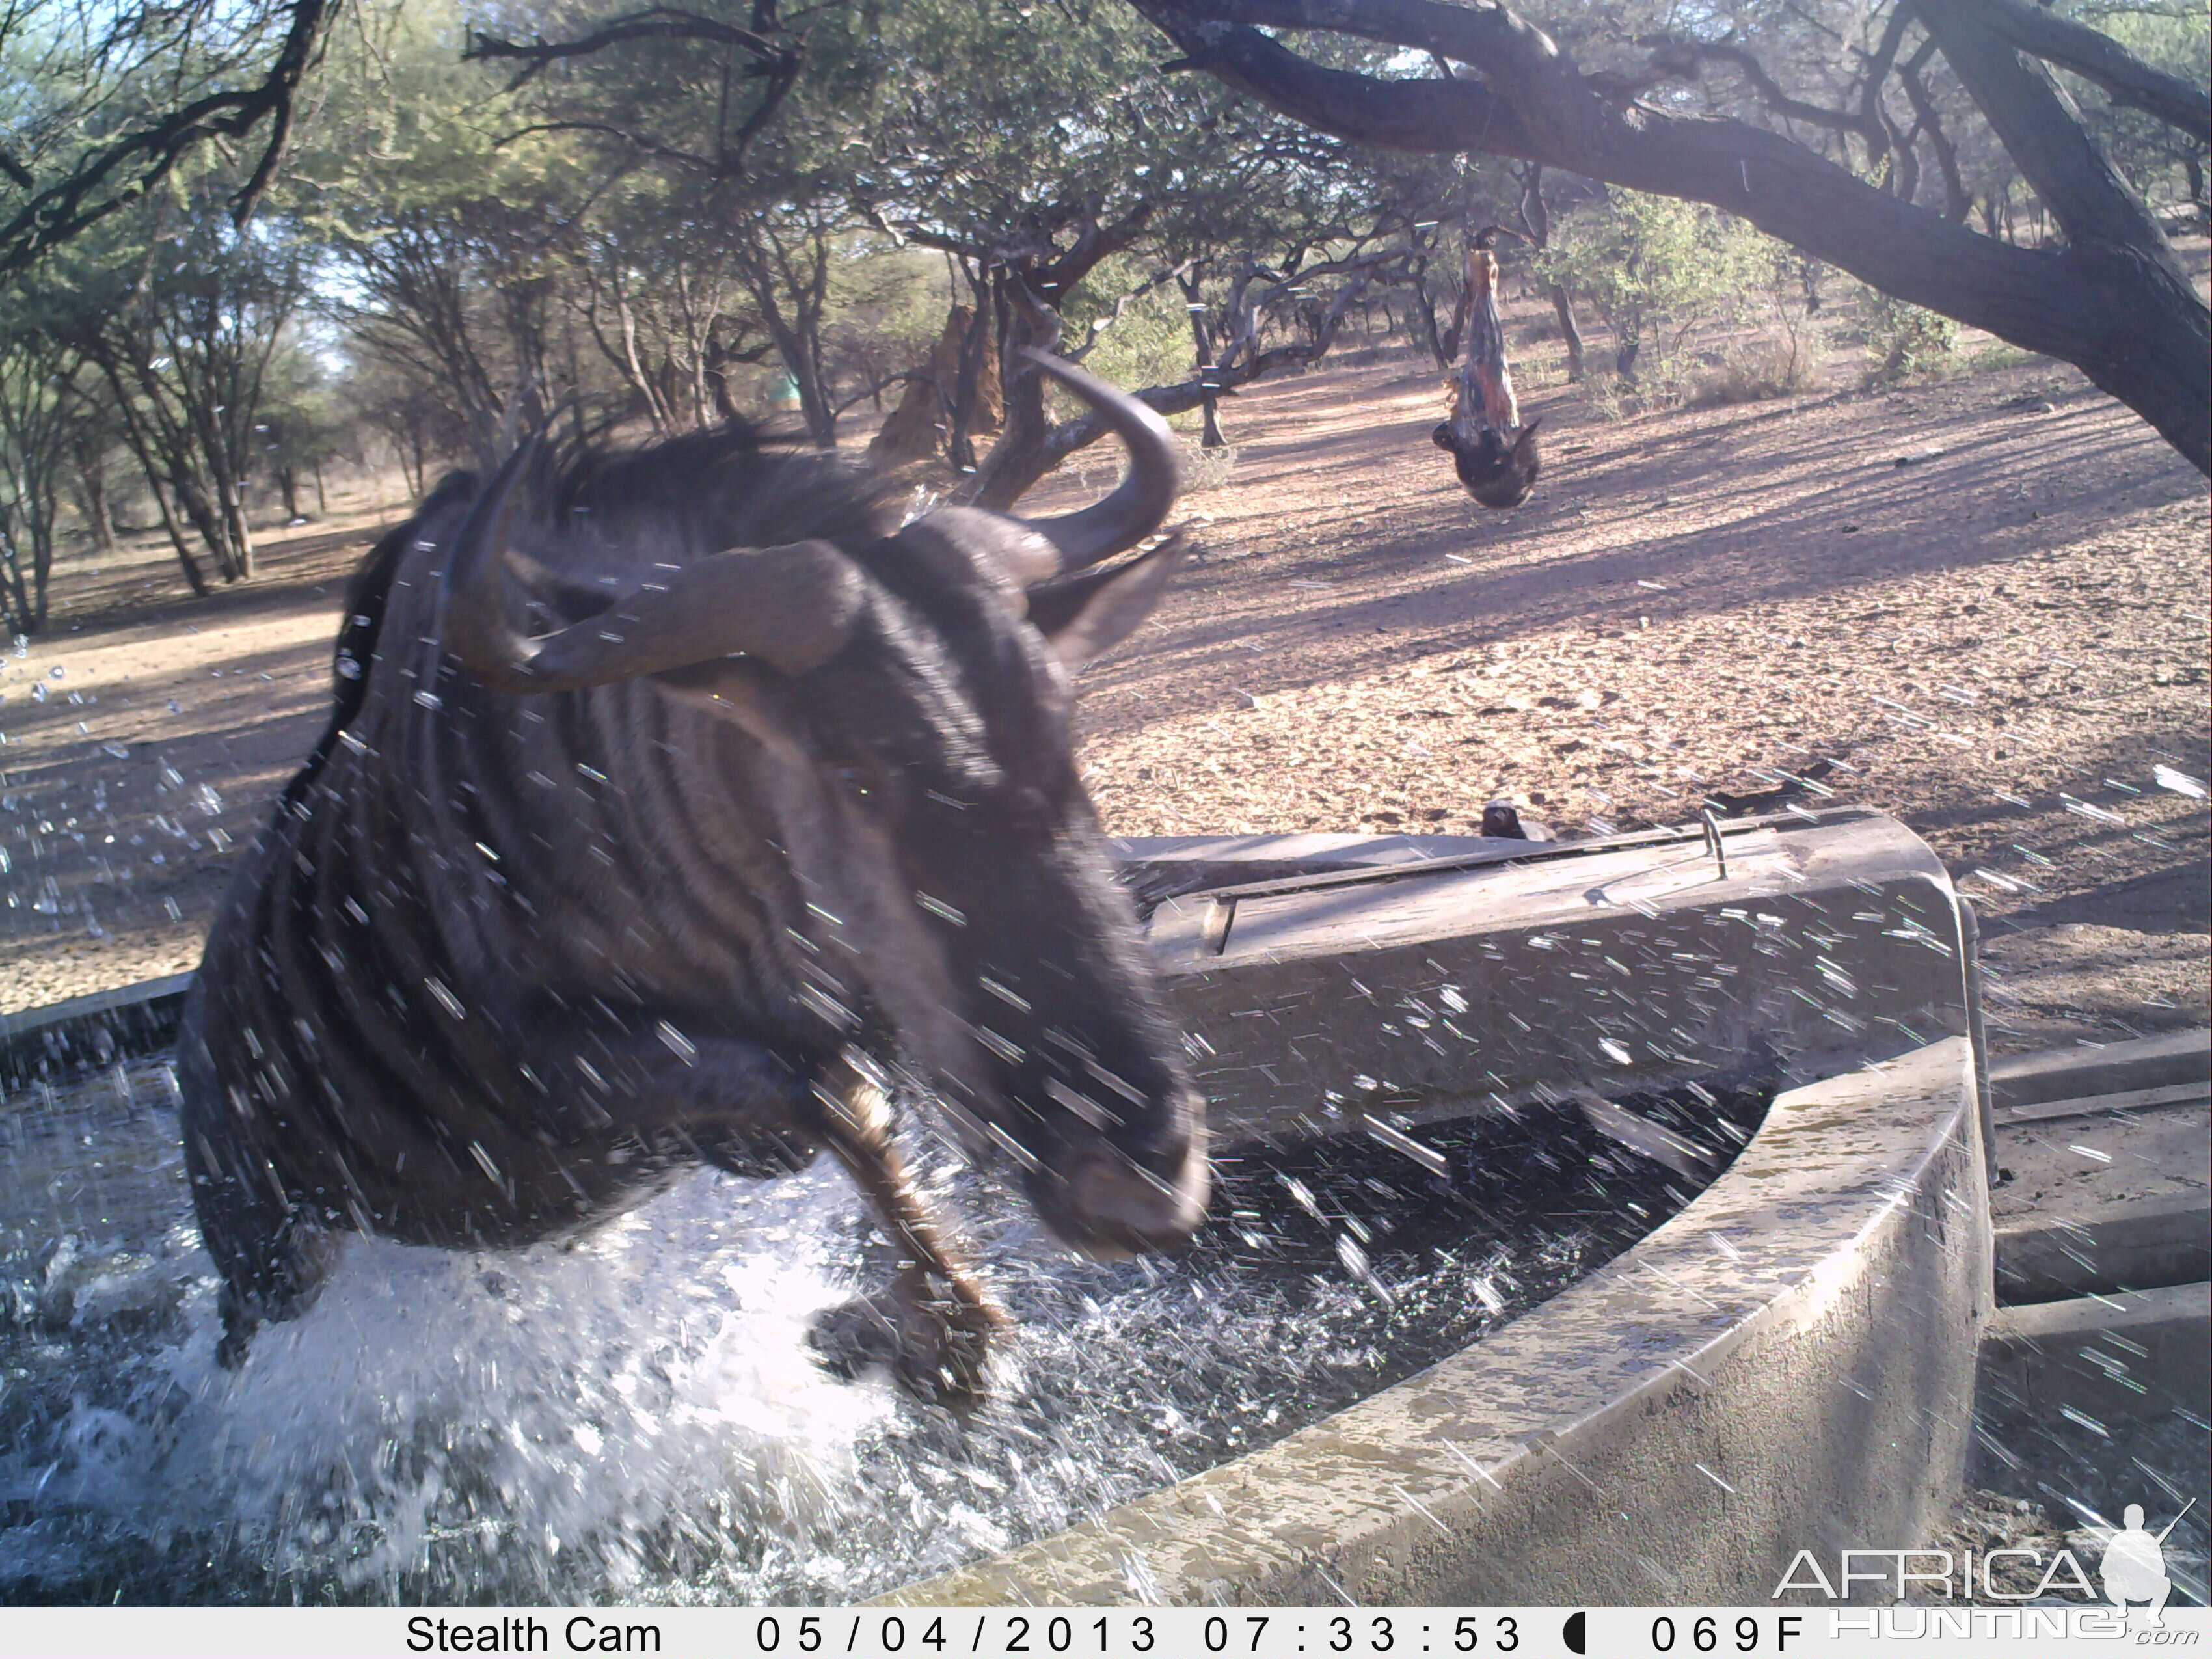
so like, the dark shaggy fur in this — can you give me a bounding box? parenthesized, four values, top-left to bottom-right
(176, 423, 1204, 1396)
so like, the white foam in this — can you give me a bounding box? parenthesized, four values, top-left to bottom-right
(16, 1161, 896, 1598)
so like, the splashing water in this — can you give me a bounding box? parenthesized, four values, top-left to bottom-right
(2, 1055, 1769, 1603)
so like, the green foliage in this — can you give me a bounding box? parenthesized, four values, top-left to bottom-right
(1695, 335, 1829, 407)
(1967, 341, 2042, 373)
(1060, 254, 1193, 399)
(0, 0, 334, 282)
(1863, 291, 1958, 382)
(1537, 190, 1768, 379)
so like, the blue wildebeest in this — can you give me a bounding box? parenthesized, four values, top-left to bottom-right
(178, 355, 1207, 1405)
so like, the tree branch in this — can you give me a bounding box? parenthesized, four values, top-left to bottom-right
(1917, 5, 2185, 272)
(833, 369, 923, 417)
(1648, 38, 1885, 159)
(1958, 0, 2209, 135)
(464, 5, 804, 177)
(464, 8, 788, 89)
(0, 0, 338, 282)
(1896, 39, 1971, 221)
(1062, 259, 1196, 362)
(1133, 15, 1543, 158)
(494, 121, 720, 174)
(1128, 0, 2211, 473)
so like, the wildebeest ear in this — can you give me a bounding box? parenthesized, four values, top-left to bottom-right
(1025, 535, 1188, 669)
(1431, 422, 1455, 452)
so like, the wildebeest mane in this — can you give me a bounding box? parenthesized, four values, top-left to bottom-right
(284, 425, 904, 810)
(542, 422, 899, 578)
(283, 468, 479, 812)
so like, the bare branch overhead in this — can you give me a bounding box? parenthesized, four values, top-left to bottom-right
(463, 4, 807, 180)
(0, 0, 339, 283)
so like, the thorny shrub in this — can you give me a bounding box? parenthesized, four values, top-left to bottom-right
(1863, 292, 1960, 383)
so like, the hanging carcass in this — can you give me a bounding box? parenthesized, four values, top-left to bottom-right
(1434, 234, 1543, 509)
(176, 353, 1207, 1407)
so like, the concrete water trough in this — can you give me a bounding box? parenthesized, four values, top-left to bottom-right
(0, 809, 1993, 1604)
(887, 807, 1993, 1604)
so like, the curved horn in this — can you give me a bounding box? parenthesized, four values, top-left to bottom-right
(1016, 348, 1179, 575)
(441, 440, 866, 693)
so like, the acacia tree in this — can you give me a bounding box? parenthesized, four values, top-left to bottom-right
(0, 0, 338, 282)
(839, 0, 1189, 500)
(1148, 131, 1453, 446)
(455, 0, 1363, 486)
(297, 5, 615, 469)
(571, 211, 776, 436)
(0, 322, 87, 631)
(1538, 189, 1764, 381)
(854, 0, 1467, 501)
(459, 0, 856, 444)
(1124, 0, 2212, 474)
(47, 185, 314, 586)
(332, 195, 579, 466)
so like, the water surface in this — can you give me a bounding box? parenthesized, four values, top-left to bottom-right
(1, 1055, 1767, 1603)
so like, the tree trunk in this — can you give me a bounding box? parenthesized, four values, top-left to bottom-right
(96, 368, 211, 596)
(0, 505, 31, 636)
(945, 282, 993, 476)
(1548, 282, 1585, 380)
(1412, 268, 1451, 368)
(77, 465, 116, 556)
(757, 304, 835, 448)
(1916, 4, 2209, 470)
(27, 508, 53, 632)
(970, 273, 1061, 510)
(1180, 273, 1228, 448)
(152, 485, 211, 598)
(160, 470, 230, 582)
(1197, 384, 1226, 449)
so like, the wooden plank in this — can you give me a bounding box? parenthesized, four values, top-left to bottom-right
(1993, 1080, 2210, 1127)
(1995, 1191, 2212, 1302)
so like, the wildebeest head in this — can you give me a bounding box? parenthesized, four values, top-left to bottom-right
(438, 353, 1207, 1261)
(1432, 418, 1543, 510)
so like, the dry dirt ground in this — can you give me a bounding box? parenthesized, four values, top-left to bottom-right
(1, 349, 2206, 1054)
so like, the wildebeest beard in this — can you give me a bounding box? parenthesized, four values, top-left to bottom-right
(178, 355, 1208, 1407)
